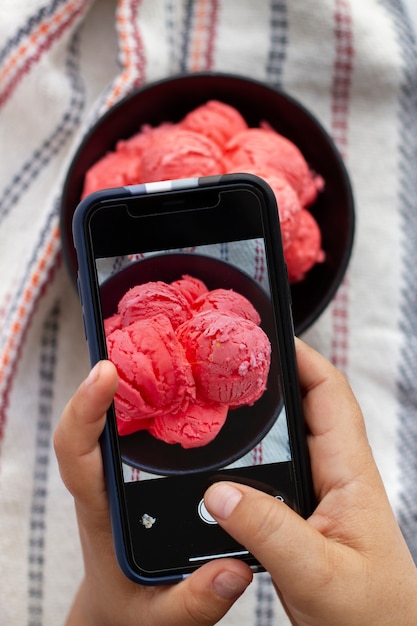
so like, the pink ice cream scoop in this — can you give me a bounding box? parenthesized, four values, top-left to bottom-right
(224, 127, 324, 207)
(105, 274, 272, 446)
(104, 313, 122, 336)
(234, 165, 302, 250)
(265, 173, 303, 249)
(107, 314, 196, 435)
(148, 398, 228, 448)
(115, 122, 174, 155)
(170, 274, 209, 305)
(180, 100, 248, 147)
(82, 150, 142, 198)
(192, 288, 261, 325)
(140, 128, 225, 182)
(177, 311, 271, 407)
(285, 209, 325, 283)
(118, 281, 192, 330)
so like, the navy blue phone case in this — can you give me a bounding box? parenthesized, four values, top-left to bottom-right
(72, 173, 314, 585)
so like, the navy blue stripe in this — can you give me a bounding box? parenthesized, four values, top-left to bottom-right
(265, 0, 288, 88)
(179, 0, 194, 73)
(27, 301, 60, 625)
(220, 242, 229, 262)
(0, 0, 69, 65)
(165, 0, 181, 72)
(165, 0, 176, 69)
(380, 0, 417, 562)
(255, 572, 275, 626)
(0, 27, 86, 225)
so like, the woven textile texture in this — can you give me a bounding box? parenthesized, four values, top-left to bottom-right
(1, 1, 417, 624)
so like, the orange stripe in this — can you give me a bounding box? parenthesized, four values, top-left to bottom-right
(104, 0, 133, 109)
(190, 0, 209, 72)
(0, 0, 79, 85)
(0, 227, 60, 386)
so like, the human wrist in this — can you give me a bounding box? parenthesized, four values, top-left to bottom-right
(65, 580, 104, 626)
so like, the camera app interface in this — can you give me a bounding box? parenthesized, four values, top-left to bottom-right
(96, 235, 296, 573)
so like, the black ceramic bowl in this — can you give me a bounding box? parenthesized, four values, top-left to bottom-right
(101, 253, 283, 475)
(61, 71, 355, 334)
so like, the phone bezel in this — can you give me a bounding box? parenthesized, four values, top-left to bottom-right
(73, 173, 314, 584)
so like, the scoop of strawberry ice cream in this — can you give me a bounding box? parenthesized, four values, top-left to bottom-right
(104, 313, 122, 336)
(224, 127, 324, 207)
(177, 311, 271, 407)
(117, 281, 192, 330)
(264, 173, 303, 249)
(170, 274, 209, 305)
(180, 100, 248, 147)
(115, 122, 174, 155)
(81, 98, 325, 283)
(192, 288, 261, 325)
(228, 165, 302, 250)
(140, 128, 225, 182)
(285, 209, 325, 283)
(81, 151, 142, 198)
(148, 398, 228, 448)
(106, 314, 196, 435)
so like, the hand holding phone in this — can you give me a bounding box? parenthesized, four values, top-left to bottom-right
(54, 337, 417, 625)
(72, 173, 314, 584)
(54, 359, 253, 626)
(204, 339, 417, 626)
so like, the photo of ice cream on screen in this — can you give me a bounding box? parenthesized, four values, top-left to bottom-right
(98, 251, 285, 476)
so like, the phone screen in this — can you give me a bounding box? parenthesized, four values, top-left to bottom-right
(79, 178, 310, 579)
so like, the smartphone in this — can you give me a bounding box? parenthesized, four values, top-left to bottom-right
(73, 172, 314, 585)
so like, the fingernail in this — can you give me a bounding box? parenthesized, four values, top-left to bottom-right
(85, 362, 101, 386)
(205, 483, 243, 520)
(213, 571, 251, 600)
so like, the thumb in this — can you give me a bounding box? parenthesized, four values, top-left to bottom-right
(204, 482, 335, 597)
(148, 558, 253, 626)
(54, 360, 118, 518)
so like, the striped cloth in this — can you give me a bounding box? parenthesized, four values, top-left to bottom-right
(1, 1, 417, 624)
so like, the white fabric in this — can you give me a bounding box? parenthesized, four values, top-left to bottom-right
(1, 1, 417, 624)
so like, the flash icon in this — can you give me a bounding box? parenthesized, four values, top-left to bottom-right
(140, 513, 157, 529)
